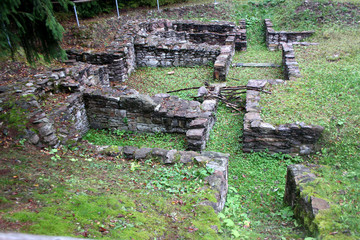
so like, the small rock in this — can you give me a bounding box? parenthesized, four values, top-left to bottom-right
(29, 134, 40, 145)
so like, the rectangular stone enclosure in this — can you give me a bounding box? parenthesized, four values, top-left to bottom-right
(67, 19, 247, 82)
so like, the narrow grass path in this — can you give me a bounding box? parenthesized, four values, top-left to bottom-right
(204, 28, 306, 237)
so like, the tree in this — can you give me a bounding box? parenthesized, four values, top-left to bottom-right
(0, 0, 70, 63)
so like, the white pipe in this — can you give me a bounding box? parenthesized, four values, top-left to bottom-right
(115, 0, 120, 18)
(157, 0, 160, 12)
(74, 4, 80, 27)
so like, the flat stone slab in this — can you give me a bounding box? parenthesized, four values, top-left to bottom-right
(232, 63, 281, 68)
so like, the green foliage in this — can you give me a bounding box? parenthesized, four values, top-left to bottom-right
(0, 0, 69, 63)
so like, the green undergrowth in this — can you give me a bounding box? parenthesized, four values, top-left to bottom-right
(298, 166, 359, 239)
(83, 129, 187, 150)
(0, 146, 220, 239)
(259, 26, 360, 238)
(231, 0, 360, 237)
(206, 105, 305, 239)
(125, 66, 213, 100)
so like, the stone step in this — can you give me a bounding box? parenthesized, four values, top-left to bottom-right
(232, 63, 281, 68)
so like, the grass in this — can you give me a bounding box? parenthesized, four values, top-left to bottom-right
(205, 105, 305, 239)
(124, 66, 213, 100)
(0, 146, 220, 239)
(228, 48, 283, 86)
(229, 0, 360, 238)
(259, 26, 360, 238)
(2, 0, 360, 239)
(83, 129, 187, 150)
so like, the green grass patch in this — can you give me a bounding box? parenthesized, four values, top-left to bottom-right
(0, 147, 220, 239)
(125, 66, 213, 100)
(298, 166, 359, 239)
(206, 105, 305, 239)
(228, 48, 283, 86)
(83, 129, 187, 150)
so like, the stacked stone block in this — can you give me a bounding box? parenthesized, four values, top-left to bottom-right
(243, 79, 324, 155)
(214, 41, 235, 81)
(83, 88, 220, 151)
(48, 93, 89, 145)
(284, 164, 331, 236)
(265, 19, 314, 51)
(282, 42, 301, 80)
(66, 19, 247, 82)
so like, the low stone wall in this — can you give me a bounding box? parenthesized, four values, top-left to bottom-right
(235, 19, 247, 51)
(214, 43, 235, 81)
(2, 61, 221, 151)
(0, 63, 110, 147)
(134, 41, 220, 67)
(66, 19, 246, 82)
(243, 79, 324, 155)
(97, 145, 229, 213)
(284, 164, 330, 236)
(282, 43, 301, 80)
(83, 87, 219, 151)
(66, 48, 133, 82)
(48, 93, 89, 145)
(265, 19, 314, 51)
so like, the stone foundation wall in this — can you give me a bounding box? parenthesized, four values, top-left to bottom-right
(243, 79, 324, 155)
(2, 61, 220, 151)
(1, 63, 111, 147)
(265, 19, 314, 51)
(48, 93, 89, 145)
(214, 43, 235, 81)
(282, 42, 301, 80)
(83, 86, 220, 151)
(284, 164, 330, 236)
(134, 43, 220, 67)
(66, 19, 247, 82)
(66, 48, 133, 82)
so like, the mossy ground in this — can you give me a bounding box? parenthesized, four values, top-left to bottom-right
(0, 145, 220, 239)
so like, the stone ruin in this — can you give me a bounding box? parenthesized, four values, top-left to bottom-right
(242, 19, 324, 156)
(66, 19, 247, 82)
(0, 18, 327, 220)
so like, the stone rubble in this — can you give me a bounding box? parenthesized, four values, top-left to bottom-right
(265, 19, 315, 51)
